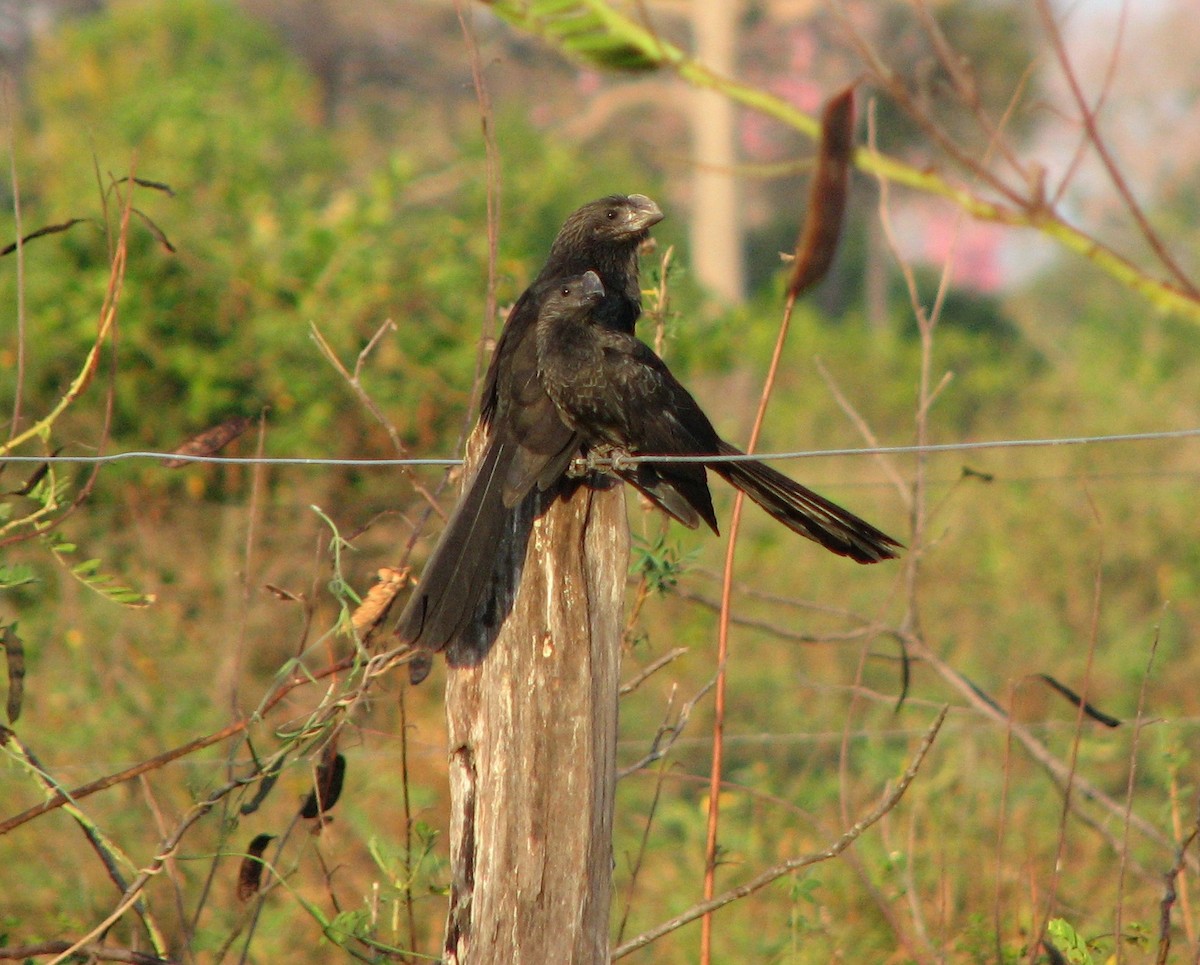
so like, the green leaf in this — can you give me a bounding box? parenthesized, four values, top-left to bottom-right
(73, 557, 102, 578)
(326, 908, 372, 945)
(631, 532, 694, 594)
(1047, 918, 1096, 965)
(486, 0, 668, 72)
(0, 564, 38, 590)
(43, 534, 155, 608)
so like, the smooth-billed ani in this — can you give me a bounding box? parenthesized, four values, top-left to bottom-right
(395, 195, 663, 667)
(536, 271, 901, 564)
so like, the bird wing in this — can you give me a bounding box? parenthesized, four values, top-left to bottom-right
(492, 301, 581, 505)
(566, 336, 720, 532)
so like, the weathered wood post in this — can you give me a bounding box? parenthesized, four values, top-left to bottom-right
(441, 426, 629, 964)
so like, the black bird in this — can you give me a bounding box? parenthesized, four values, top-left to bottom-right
(396, 195, 664, 665)
(536, 271, 901, 564)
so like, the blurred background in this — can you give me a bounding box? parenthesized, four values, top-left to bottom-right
(1, 0, 1199, 961)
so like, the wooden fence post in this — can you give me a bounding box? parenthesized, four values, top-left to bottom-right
(441, 427, 629, 964)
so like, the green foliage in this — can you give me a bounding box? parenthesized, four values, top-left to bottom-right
(366, 823, 449, 906)
(953, 913, 1023, 964)
(487, 0, 667, 72)
(5, 1, 669, 478)
(1047, 918, 1096, 965)
(4, 2, 1200, 963)
(11, 0, 337, 453)
(0, 563, 37, 591)
(43, 532, 154, 608)
(0, 233, 153, 641)
(632, 531, 694, 594)
(783, 874, 823, 948)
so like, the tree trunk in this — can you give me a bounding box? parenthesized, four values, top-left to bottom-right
(442, 427, 629, 965)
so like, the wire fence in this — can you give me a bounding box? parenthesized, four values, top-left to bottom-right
(34, 713, 1200, 779)
(3, 426, 1198, 468)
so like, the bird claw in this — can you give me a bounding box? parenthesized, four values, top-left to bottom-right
(573, 445, 635, 478)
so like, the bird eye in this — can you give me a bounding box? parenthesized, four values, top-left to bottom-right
(606, 209, 618, 220)
(561, 285, 571, 296)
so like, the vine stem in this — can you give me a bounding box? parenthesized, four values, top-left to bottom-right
(701, 291, 798, 962)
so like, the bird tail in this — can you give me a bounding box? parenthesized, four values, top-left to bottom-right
(395, 438, 517, 662)
(711, 441, 901, 564)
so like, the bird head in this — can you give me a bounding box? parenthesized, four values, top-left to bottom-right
(552, 194, 664, 256)
(543, 272, 606, 317)
(580, 270, 604, 302)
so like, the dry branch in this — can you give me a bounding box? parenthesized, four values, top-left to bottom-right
(612, 705, 947, 960)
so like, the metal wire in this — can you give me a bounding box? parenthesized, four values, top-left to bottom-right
(1, 426, 1198, 468)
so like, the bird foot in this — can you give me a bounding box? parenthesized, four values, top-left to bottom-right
(571, 444, 635, 478)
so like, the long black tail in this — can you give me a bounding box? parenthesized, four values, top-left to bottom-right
(395, 438, 517, 655)
(711, 441, 901, 564)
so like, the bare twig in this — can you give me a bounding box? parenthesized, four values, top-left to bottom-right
(1046, 0, 1127, 208)
(228, 413, 269, 715)
(1115, 618, 1162, 964)
(901, 808, 936, 959)
(690, 567, 879, 620)
(1036, 0, 1197, 297)
(613, 706, 947, 960)
(898, 628, 1189, 869)
(699, 89, 863, 949)
(994, 678, 1018, 962)
(310, 320, 445, 523)
(0, 644, 419, 836)
(619, 647, 689, 697)
(649, 245, 673, 359)
(454, 0, 501, 408)
(617, 711, 680, 946)
(618, 678, 716, 780)
(701, 286, 798, 961)
(44, 769, 276, 965)
(909, 0, 1030, 180)
(0, 943, 173, 964)
(814, 357, 912, 508)
(139, 776, 195, 965)
(677, 585, 885, 646)
(1158, 790, 1200, 965)
(0, 730, 168, 956)
(830, 0, 1025, 210)
(5, 89, 27, 445)
(1033, 545, 1106, 964)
